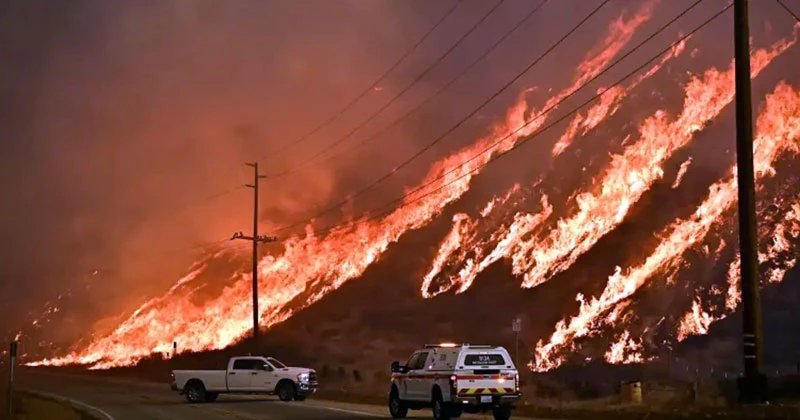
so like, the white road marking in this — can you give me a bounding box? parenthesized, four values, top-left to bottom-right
(19, 388, 116, 420)
(286, 403, 384, 418)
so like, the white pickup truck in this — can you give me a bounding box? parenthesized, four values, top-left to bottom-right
(170, 356, 318, 403)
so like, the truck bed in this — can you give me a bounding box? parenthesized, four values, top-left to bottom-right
(173, 370, 228, 392)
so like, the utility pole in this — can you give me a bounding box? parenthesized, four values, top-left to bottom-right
(7, 341, 17, 418)
(232, 162, 277, 353)
(733, 0, 766, 404)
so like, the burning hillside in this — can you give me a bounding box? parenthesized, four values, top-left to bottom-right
(21, 3, 800, 373)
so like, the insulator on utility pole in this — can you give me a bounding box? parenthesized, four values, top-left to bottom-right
(232, 162, 278, 354)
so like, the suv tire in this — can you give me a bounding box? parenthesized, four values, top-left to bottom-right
(431, 389, 451, 420)
(389, 387, 408, 418)
(492, 405, 512, 420)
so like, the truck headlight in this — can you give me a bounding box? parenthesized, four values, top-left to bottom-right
(297, 372, 309, 382)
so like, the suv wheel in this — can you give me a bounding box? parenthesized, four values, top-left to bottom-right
(431, 389, 451, 420)
(492, 405, 512, 420)
(389, 387, 408, 418)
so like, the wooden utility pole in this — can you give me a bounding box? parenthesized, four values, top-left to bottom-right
(7, 341, 17, 418)
(232, 162, 277, 353)
(732, 0, 766, 404)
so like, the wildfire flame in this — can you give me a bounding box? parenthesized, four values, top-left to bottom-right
(29, 3, 658, 369)
(533, 80, 800, 371)
(26, 9, 800, 374)
(604, 330, 647, 364)
(422, 21, 687, 299)
(678, 190, 800, 341)
(423, 31, 795, 300)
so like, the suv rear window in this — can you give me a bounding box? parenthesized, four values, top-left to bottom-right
(463, 354, 506, 366)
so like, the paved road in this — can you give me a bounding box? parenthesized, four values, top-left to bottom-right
(15, 369, 516, 420)
(15, 369, 388, 420)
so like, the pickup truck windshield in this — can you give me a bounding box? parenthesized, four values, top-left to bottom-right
(267, 357, 286, 368)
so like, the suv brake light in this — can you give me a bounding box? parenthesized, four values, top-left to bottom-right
(449, 375, 458, 394)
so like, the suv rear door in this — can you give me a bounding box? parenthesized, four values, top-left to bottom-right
(456, 349, 516, 399)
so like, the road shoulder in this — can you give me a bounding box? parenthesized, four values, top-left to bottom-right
(16, 388, 115, 420)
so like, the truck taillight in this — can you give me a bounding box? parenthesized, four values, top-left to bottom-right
(515, 373, 519, 392)
(449, 375, 458, 393)
(170, 372, 175, 381)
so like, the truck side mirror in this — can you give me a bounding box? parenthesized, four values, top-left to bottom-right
(390, 361, 400, 372)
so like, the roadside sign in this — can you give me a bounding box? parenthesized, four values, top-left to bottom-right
(512, 317, 522, 332)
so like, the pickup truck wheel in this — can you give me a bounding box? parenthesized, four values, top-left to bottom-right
(388, 387, 408, 418)
(277, 381, 295, 402)
(492, 405, 512, 420)
(184, 381, 206, 403)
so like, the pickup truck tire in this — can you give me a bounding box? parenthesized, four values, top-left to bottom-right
(388, 387, 408, 418)
(276, 380, 296, 402)
(184, 380, 206, 403)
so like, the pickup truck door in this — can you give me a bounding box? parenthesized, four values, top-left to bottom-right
(228, 358, 259, 391)
(248, 360, 278, 392)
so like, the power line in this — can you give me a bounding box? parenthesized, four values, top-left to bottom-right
(269, 0, 550, 178)
(264, 0, 464, 161)
(284, 0, 727, 240)
(775, 0, 800, 22)
(266, 0, 509, 177)
(268, 0, 613, 234)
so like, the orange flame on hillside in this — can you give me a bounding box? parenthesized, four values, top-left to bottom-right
(423, 32, 794, 299)
(552, 37, 688, 156)
(422, 35, 685, 299)
(678, 190, 800, 341)
(517, 34, 795, 291)
(533, 80, 800, 371)
(604, 330, 647, 364)
(28, 5, 657, 369)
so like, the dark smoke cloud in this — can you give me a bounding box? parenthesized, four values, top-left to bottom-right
(0, 0, 556, 344)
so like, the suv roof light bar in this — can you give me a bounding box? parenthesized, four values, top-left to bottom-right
(424, 343, 463, 348)
(423, 344, 497, 349)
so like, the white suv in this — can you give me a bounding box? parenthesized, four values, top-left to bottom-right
(388, 344, 520, 420)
